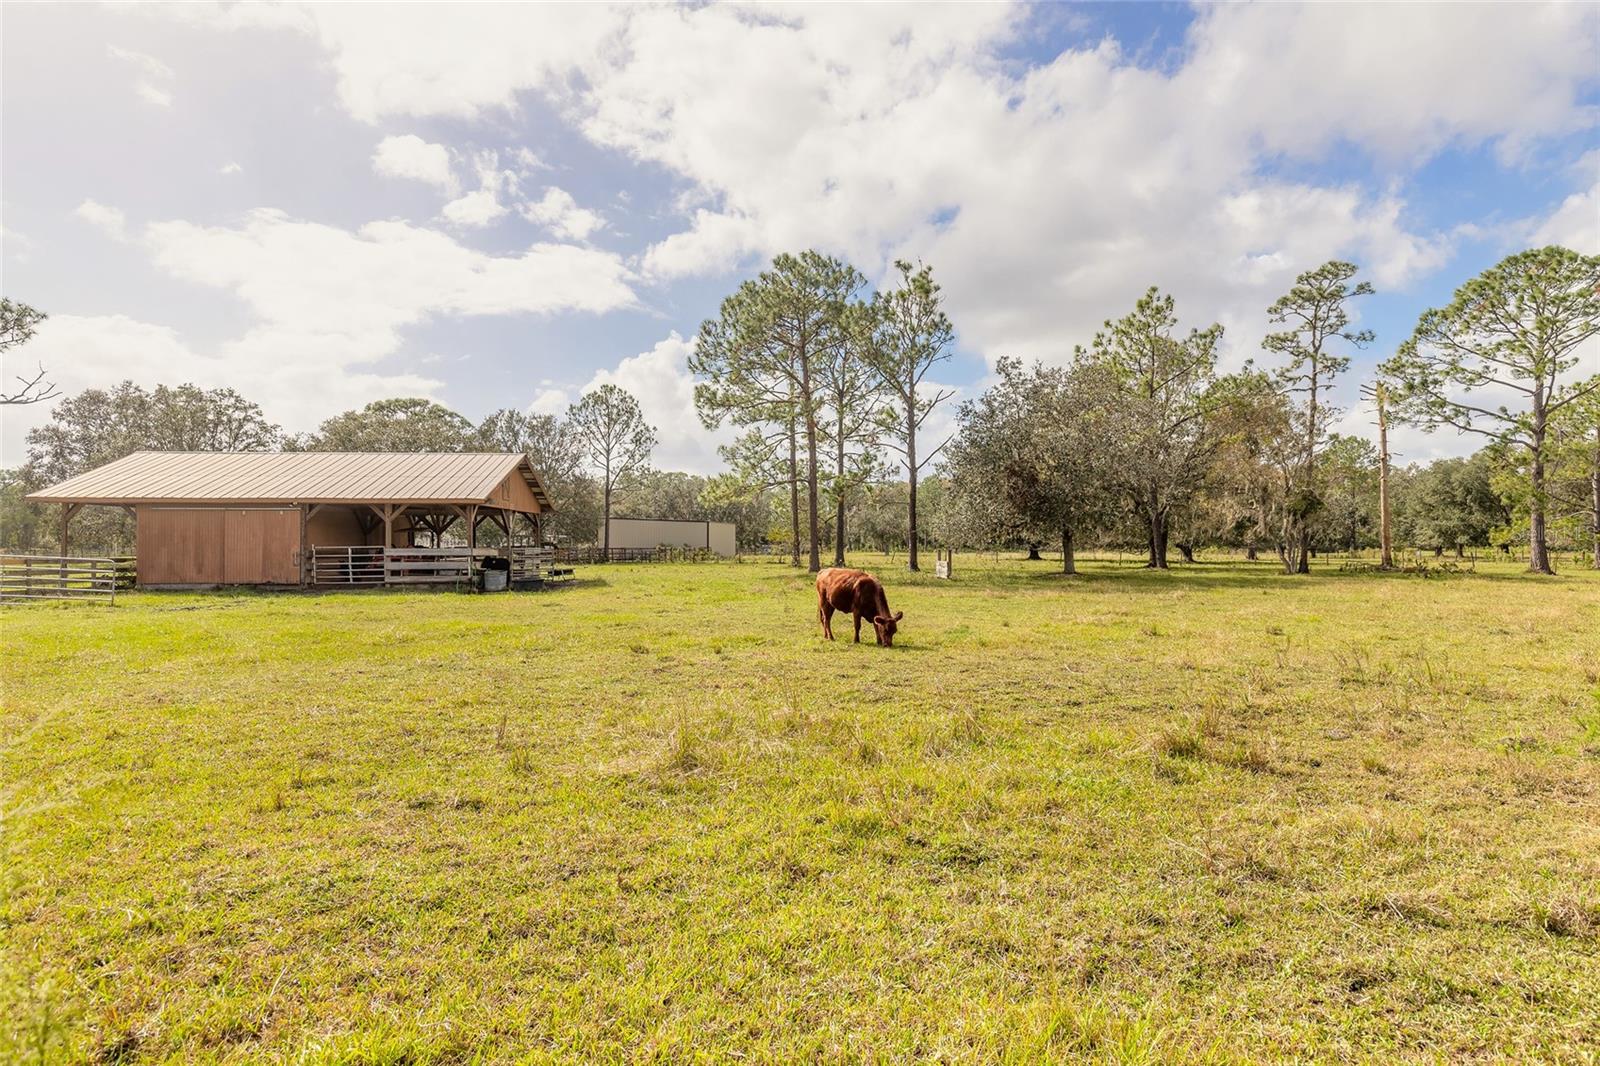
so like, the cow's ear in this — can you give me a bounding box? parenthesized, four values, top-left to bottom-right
(874, 615, 889, 626)
(893, 611, 904, 621)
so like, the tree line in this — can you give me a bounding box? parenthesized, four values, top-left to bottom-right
(0, 381, 775, 555)
(3, 247, 1595, 571)
(938, 247, 1599, 574)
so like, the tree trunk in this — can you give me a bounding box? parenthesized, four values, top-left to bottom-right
(1591, 420, 1600, 570)
(905, 399, 919, 572)
(799, 351, 822, 573)
(1455, 543, 1464, 560)
(1299, 355, 1318, 576)
(1245, 543, 1258, 561)
(1147, 510, 1168, 569)
(1376, 383, 1394, 569)
(788, 417, 801, 568)
(833, 395, 847, 568)
(1177, 542, 1195, 564)
(1061, 526, 1076, 575)
(1025, 544, 1042, 561)
(1529, 412, 1553, 574)
(602, 461, 611, 552)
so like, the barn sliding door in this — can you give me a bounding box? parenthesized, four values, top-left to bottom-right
(137, 506, 301, 585)
(138, 507, 226, 585)
(222, 508, 302, 585)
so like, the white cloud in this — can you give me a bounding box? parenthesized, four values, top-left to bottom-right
(581, 331, 732, 474)
(440, 189, 507, 227)
(219, 161, 243, 175)
(108, 44, 174, 107)
(279, 5, 624, 122)
(0, 313, 441, 466)
(0, 208, 640, 462)
(1530, 181, 1600, 253)
(372, 134, 457, 194)
(438, 150, 521, 227)
(641, 209, 758, 281)
(150, 4, 1600, 375)
(519, 187, 605, 241)
(528, 387, 570, 416)
(512, 147, 549, 173)
(73, 199, 127, 241)
(144, 208, 636, 337)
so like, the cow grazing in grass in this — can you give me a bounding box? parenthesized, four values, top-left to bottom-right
(816, 567, 903, 646)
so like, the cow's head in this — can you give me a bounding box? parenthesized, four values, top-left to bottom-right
(873, 611, 904, 647)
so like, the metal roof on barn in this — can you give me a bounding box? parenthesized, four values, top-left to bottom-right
(24, 451, 554, 508)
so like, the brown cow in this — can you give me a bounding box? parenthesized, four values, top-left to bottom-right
(816, 567, 903, 646)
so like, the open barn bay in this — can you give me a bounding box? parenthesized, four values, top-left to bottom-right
(3, 557, 1598, 1063)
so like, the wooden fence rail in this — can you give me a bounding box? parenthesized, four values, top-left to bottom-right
(0, 555, 119, 603)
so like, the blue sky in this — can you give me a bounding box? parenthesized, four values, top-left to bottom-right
(2, 2, 1596, 471)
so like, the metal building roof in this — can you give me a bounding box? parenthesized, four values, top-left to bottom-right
(25, 451, 554, 509)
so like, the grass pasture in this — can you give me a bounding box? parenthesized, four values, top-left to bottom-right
(3, 554, 1598, 1063)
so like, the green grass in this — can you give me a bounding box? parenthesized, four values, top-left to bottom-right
(3, 554, 1598, 1063)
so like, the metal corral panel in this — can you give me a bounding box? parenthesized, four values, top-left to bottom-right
(25, 451, 553, 510)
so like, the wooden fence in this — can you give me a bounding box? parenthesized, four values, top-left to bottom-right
(0, 554, 121, 603)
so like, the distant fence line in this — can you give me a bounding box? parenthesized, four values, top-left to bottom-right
(555, 546, 721, 565)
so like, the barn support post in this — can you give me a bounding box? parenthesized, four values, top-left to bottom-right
(465, 504, 479, 552)
(59, 503, 79, 555)
(59, 503, 80, 590)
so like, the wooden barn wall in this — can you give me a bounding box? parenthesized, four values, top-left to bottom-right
(495, 473, 544, 514)
(138, 505, 300, 585)
(306, 507, 365, 547)
(137, 506, 226, 585)
(222, 508, 300, 584)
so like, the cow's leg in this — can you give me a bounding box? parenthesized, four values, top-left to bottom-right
(853, 611, 863, 643)
(819, 590, 835, 640)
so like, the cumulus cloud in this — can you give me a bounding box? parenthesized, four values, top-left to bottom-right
(1529, 181, 1600, 253)
(528, 387, 571, 416)
(40, 3, 1600, 475)
(519, 187, 605, 241)
(144, 208, 636, 338)
(218, 161, 243, 175)
(0, 313, 441, 466)
(372, 134, 457, 194)
(440, 189, 506, 227)
(74, 199, 127, 240)
(0, 209, 640, 463)
(581, 331, 734, 473)
(200, 2, 1596, 371)
(439, 150, 522, 227)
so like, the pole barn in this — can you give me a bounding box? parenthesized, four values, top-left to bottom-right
(24, 451, 555, 589)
